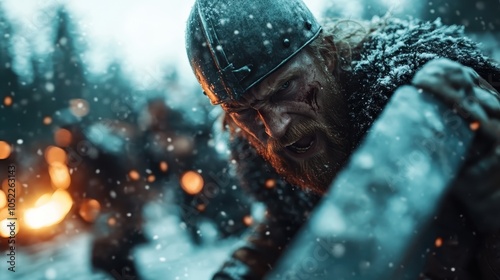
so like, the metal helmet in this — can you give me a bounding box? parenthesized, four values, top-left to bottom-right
(185, 0, 322, 105)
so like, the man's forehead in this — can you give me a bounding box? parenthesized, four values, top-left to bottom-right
(222, 72, 294, 108)
(253, 67, 299, 93)
(241, 52, 314, 103)
(217, 49, 319, 109)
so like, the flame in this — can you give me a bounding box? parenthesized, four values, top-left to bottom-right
(24, 190, 73, 229)
(180, 171, 204, 195)
(26, 148, 73, 229)
(54, 128, 72, 147)
(48, 162, 71, 189)
(35, 193, 52, 207)
(0, 190, 6, 209)
(79, 199, 101, 223)
(0, 141, 11, 160)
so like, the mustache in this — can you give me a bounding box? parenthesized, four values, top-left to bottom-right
(267, 116, 347, 149)
(267, 119, 321, 153)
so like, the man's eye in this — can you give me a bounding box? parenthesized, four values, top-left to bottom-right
(280, 80, 291, 90)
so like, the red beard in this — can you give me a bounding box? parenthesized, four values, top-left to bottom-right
(246, 77, 350, 194)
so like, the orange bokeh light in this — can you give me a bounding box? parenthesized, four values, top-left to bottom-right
(129, 170, 140, 181)
(159, 161, 168, 172)
(4, 96, 12, 106)
(243, 215, 253, 226)
(180, 171, 204, 195)
(44, 146, 67, 165)
(54, 128, 72, 147)
(147, 175, 156, 183)
(265, 178, 276, 188)
(197, 204, 206, 212)
(0, 141, 11, 160)
(469, 121, 480, 131)
(43, 116, 52, 125)
(48, 162, 71, 189)
(435, 237, 443, 247)
(0, 190, 6, 209)
(79, 198, 101, 223)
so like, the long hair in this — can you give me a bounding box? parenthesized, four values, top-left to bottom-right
(305, 18, 379, 74)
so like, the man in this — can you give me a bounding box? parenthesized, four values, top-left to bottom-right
(185, 0, 500, 279)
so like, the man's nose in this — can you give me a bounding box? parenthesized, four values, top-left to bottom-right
(257, 106, 291, 139)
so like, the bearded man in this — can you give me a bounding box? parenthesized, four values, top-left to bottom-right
(185, 0, 500, 279)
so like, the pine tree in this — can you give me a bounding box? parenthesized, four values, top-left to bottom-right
(0, 4, 22, 143)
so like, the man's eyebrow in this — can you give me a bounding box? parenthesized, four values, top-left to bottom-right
(266, 68, 301, 93)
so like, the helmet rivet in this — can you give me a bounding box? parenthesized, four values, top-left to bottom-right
(283, 38, 290, 47)
(305, 20, 312, 30)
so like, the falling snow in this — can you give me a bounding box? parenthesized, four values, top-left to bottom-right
(0, 0, 499, 280)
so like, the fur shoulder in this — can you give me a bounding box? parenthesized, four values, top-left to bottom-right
(345, 17, 500, 146)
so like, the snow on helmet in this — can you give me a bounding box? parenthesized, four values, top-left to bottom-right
(185, 0, 322, 105)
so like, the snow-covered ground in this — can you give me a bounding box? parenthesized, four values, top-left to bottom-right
(1, 233, 109, 280)
(135, 212, 242, 280)
(135, 197, 266, 279)
(1, 212, 243, 280)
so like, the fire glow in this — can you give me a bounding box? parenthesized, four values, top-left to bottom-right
(24, 189, 73, 229)
(0, 140, 101, 238)
(20, 145, 74, 230)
